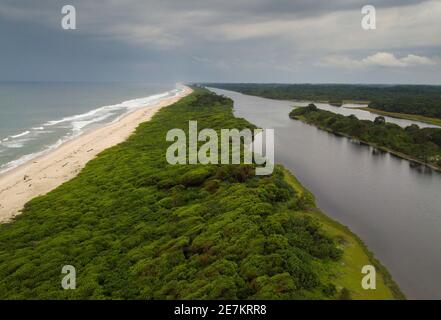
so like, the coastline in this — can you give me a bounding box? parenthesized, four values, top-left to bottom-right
(0, 87, 403, 299)
(0, 86, 193, 223)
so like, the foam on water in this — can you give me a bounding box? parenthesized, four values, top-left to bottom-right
(0, 136, 68, 174)
(10, 131, 31, 139)
(0, 87, 182, 174)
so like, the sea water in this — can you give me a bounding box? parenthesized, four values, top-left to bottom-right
(0, 82, 179, 173)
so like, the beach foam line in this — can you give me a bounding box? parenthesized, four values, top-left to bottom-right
(2, 142, 26, 149)
(43, 90, 177, 127)
(72, 113, 115, 132)
(0, 136, 68, 174)
(0, 85, 192, 223)
(0, 87, 182, 174)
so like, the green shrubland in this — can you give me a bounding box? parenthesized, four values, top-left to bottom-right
(0, 89, 400, 299)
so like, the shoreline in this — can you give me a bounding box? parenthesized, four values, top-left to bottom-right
(292, 116, 441, 173)
(0, 87, 403, 299)
(347, 106, 441, 127)
(0, 86, 193, 223)
(282, 167, 405, 299)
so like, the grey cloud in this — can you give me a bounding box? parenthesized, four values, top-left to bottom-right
(0, 0, 440, 84)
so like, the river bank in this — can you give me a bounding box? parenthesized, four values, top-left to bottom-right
(348, 107, 441, 127)
(0, 88, 401, 299)
(292, 114, 441, 173)
(282, 167, 404, 299)
(209, 87, 441, 299)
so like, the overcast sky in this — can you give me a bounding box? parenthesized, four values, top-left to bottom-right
(1, 0, 440, 84)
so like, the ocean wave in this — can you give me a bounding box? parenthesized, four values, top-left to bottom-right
(0, 87, 180, 174)
(43, 90, 177, 128)
(9, 131, 31, 139)
(0, 136, 64, 173)
(72, 113, 115, 132)
(2, 142, 25, 149)
(1, 132, 38, 149)
(1, 128, 44, 143)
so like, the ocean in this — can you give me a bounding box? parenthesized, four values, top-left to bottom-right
(0, 82, 178, 173)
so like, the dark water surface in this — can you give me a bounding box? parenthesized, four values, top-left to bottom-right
(210, 88, 441, 300)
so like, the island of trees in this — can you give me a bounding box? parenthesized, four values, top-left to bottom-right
(0, 89, 403, 300)
(289, 104, 441, 170)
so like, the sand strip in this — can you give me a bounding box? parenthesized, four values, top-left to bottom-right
(0, 86, 192, 223)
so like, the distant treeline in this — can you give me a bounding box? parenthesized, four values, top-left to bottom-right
(203, 83, 441, 119)
(290, 104, 441, 169)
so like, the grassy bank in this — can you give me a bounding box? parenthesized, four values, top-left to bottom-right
(282, 169, 404, 299)
(0, 89, 401, 299)
(349, 107, 441, 127)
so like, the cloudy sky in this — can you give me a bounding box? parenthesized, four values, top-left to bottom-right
(1, 0, 440, 84)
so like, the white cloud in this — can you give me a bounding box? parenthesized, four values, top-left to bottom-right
(400, 54, 436, 66)
(322, 52, 436, 68)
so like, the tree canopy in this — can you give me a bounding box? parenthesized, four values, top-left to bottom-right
(0, 89, 346, 299)
(205, 83, 441, 119)
(290, 105, 441, 169)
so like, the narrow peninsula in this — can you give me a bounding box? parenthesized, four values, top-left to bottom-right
(0, 89, 403, 300)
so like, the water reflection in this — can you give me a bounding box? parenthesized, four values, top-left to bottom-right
(210, 87, 441, 299)
(292, 101, 439, 129)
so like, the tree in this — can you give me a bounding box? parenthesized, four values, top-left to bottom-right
(374, 116, 386, 125)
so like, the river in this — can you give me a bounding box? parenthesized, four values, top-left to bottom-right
(209, 87, 441, 300)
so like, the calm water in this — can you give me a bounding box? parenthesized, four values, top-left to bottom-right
(210, 88, 441, 300)
(0, 82, 178, 173)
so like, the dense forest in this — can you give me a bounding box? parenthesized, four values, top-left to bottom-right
(290, 104, 441, 169)
(204, 83, 441, 119)
(0, 89, 401, 299)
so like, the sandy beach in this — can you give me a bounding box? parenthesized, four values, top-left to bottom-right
(0, 86, 192, 223)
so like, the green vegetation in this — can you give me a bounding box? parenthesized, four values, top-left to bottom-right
(290, 104, 441, 170)
(204, 83, 441, 120)
(0, 89, 401, 299)
(350, 107, 441, 127)
(282, 169, 404, 300)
